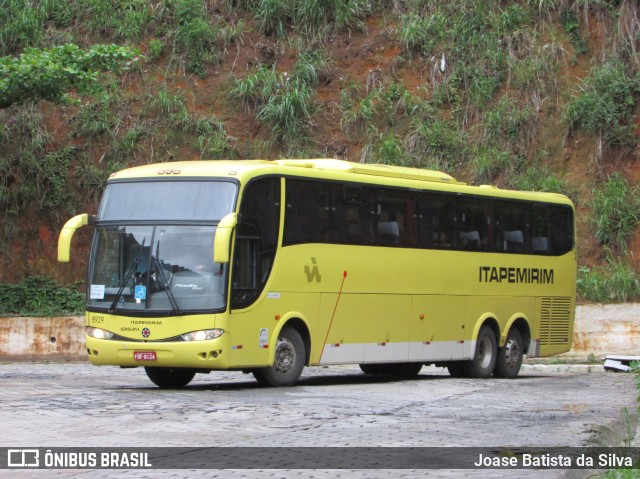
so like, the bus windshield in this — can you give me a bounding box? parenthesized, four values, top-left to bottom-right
(88, 225, 226, 313)
(87, 180, 237, 313)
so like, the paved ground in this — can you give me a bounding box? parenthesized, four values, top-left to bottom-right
(0, 361, 636, 478)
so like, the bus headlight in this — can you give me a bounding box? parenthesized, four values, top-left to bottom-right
(87, 327, 115, 340)
(181, 329, 224, 341)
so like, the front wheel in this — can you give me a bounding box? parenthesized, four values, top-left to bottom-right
(494, 329, 524, 379)
(253, 326, 305, 387)
(144, 367, 196, 388)
(467, 326, 497, 379)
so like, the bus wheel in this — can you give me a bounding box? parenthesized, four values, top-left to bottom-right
(467, 326, 497, 379)
(253, 326, 305, 387)
(144, 367, 196, 388)
(494, 329, 523, 379)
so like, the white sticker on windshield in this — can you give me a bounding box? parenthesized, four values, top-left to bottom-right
(90, 285, 105, 300)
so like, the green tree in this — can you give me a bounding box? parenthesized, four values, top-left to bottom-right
(0, 43, 136, 109)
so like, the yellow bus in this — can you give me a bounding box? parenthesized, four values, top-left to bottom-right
(58, 159, 576, 388)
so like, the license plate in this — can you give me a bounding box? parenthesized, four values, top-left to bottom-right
(133, 351, 157, 361)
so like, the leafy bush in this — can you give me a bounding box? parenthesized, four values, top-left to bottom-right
(362, 132, 408, 165)
(577, 256, 640, 303)
(0, 277, 85, 316)
(253, 0, 290, 37)
(405, 117, 467, 173)
(0, 0, 45, 55)
(231, 66, 317, 149)
(592, 173, 640, 251)
(75, 0, 152, 40)
(294, 49, 331, 85)
(257, 76, 316, 148)
(195, 115, 238, 160)
(175, 18, 219, 78)
(0, 43, 136, 109)
(471, 147, 512, 185)
(561, 9, 586, 55)
(250, 0, 371, 38)
(564, 62, 640, 145)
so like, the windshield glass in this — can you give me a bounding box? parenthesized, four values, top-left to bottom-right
(98, 180, 236, 221)
(88, 225, 226, 313)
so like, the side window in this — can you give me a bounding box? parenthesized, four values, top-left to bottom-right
(232, 177, 280, 309)
(416, 193, 456, 249)
(531, 203, 574, 255)
(341, 185, 375, 245)
(548, 204, 574, 255)
(283, 179, 327, 245)
(374, 188, 414, 247)
(495, 201, 530, 253)
(458, 197, 489, 250)
(284, 179, 378, 246)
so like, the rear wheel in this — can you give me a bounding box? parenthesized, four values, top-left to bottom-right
(494, 329, 524, 379)
(144, 367, 196, 388)
(253, 326, 305, 387)
(467, 326, 497, 379)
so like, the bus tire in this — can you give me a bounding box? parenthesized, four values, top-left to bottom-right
(253, 326, 305, 387)
(494, 329, 524, 379)
(467, 326, 497, 379)
(144, 367, 196, 388)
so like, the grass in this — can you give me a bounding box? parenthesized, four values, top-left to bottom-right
(514, 167, 569, 194)
(591, 173, 640, 252)
(577, 254, 640, 303)
(564, 61, 640, 165)
(230, 65, 317, 151)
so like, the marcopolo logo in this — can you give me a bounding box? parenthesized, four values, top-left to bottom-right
(304, 257, 322, 283)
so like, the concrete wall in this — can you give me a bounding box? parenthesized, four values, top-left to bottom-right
(0, 304, 638, 360)
(0, 316, 85, 360)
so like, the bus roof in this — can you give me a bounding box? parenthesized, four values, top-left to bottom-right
(109, 159, 456, 183)
(108, 159, 572, 206)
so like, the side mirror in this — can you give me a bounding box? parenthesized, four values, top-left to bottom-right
(58, 214, 94, 262)
(213, 213, 238, 263)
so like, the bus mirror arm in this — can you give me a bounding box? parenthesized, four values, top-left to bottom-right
(57, 214, 95, 263)
(214, 213, 238, 263)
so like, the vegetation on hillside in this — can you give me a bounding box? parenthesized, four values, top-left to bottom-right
(0, 0, 639, 303)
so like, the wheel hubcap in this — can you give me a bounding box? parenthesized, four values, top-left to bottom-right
(504, 338, 521, 369)
(273, 338, 295, 373)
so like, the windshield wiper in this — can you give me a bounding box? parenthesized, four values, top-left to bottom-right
(152, 255, 181, 315)
(109, 257, 140, 313)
